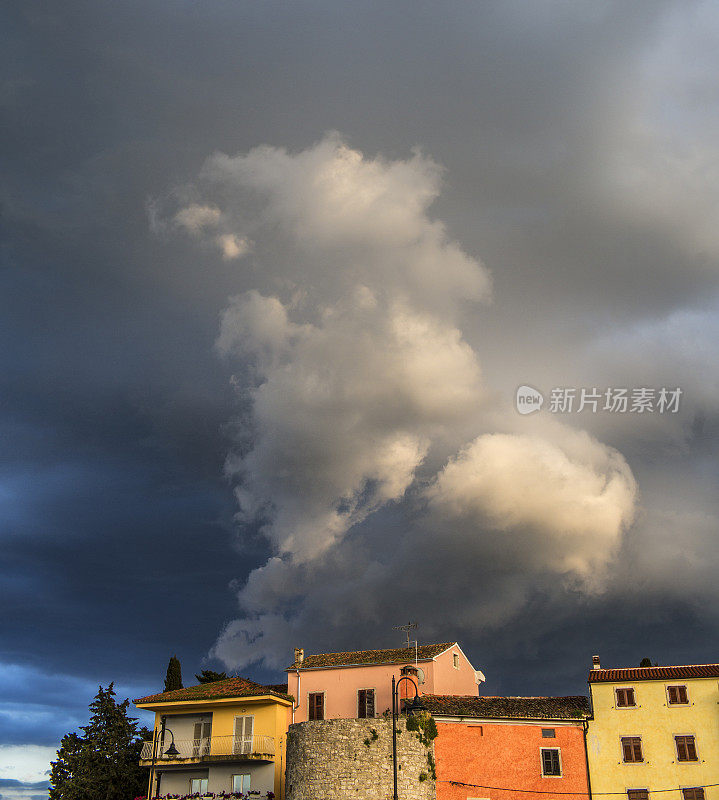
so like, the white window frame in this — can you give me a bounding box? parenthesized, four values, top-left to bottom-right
(620, 736, 644, 763)
(357, 687, 376, 718)
(674, 733, 699, 762)
(666, 684, 689, 705)
(680, 787, 706, 800)
(189, 777, 209, 794)
(232, 773, 251, 792)
(453, 653, 460, 669)
(615, 687, 637, 708)
(540, 747, 562, 777)
(233, 714, 255, 755)
(307, 690, 325, 720)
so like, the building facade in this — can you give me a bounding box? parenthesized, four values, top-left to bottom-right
(587, 657, 719, 800)
(286, 642, 481, 724)
(424, 695, 591, 800)
(134, 676, 292, 798)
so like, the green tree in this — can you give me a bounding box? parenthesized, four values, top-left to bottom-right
(164, 654, 183, 692)
(639, 657, 658, 667)
(49, 683, 149, 800)
(195, 669, 228, 684)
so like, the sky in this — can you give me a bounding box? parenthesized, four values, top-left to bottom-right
(2, 0, 719, 795)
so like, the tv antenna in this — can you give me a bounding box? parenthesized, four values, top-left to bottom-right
(394, 621, 418, 649)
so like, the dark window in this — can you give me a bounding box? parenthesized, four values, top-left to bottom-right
(682, 790, 705, 800)
(308, 692, 324, 721)
(358, 689, 375, 718)
(621, 737, 644, 762)
(616, 688, 636, 707)
(668, 685, 689, 705)
(675, 735, 698, 762)
(541, 728, 556, 738)
(541, 748, 561, 776)
(627, 790, 649, 800)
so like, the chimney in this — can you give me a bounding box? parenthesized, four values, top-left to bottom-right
(294, 647, 304, 665)
(592, 654, 601, 670)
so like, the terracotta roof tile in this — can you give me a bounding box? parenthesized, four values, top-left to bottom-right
(421, 694, 590, 719)
(588, 664, 719, 683)
(287, 642, 455, 670)
(134, 676, 292, 705)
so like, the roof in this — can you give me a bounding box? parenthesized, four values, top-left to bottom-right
(287, 642, 455, 670)
(588, 664, 719, 683)
(421, 694, 591, 720)
(134, 676, 293, 705)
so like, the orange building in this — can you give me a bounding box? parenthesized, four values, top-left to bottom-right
(424, 695, 591, 800)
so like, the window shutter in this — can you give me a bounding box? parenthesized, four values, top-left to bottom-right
(622, 739, 632, 761)
(633, 739, 643, 761)
(367, 689, 375, 718)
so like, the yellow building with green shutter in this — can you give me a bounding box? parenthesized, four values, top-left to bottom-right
(135, 676, 293, 799)
(587, 656, 719, 800)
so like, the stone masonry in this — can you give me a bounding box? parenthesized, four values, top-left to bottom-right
(285, 717, 436, 800)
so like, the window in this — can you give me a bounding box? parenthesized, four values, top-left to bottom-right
(232, 774, 251, 792)
(541, 748, 561, 776)
(453, 653, 460, 669)
(621, 736, 644, 762)
(309, 692, 324, 720)
(192, 721, 211, 757)
(616, 687, 636, 707)
(358, 689, 375, 718)
(190, 778, 208, 794)
(233, 715, 254, 755)
(682, 789, 705, 800)
(627, 790, 649, 800)
(675, 735, 698, 762)
(668, 685, 689, 705)
(541, 728, 556, 738)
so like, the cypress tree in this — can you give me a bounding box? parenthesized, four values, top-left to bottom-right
(49, 683, 149, 800)
(164, 654, 183, 692)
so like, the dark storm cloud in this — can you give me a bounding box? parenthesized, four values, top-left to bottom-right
(2, 0, 719, 790)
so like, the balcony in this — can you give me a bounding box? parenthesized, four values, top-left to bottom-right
(140, 734, 275, 764)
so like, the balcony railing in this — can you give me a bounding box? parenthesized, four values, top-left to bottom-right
(140, 734, 275, 763)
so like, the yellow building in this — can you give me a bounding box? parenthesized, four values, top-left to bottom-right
(135, 677, 293, 798)
(587, 655, 719, 800)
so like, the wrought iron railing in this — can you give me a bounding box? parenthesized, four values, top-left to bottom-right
(140, 734, 275, 761)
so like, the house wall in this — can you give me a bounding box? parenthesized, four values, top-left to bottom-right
(157, 763, 275, 796)
(434, 719, 589, 800)
(288, 663, 425, 723)
(429, 646, 478, 696)
(287, 646, 477, 723)
(210, 762, 276, 795)
(157, 711, 213, 743)
(587, 678, 719, 796)
(144, 697, 291, 799)
(157, 768, 208, 795)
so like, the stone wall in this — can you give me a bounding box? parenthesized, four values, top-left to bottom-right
(285, 716, 436, 800)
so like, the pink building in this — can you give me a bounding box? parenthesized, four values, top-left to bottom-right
(286, 642, 481, 723)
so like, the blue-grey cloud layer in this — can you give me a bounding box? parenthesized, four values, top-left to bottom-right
(2, 0, 719, 790)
